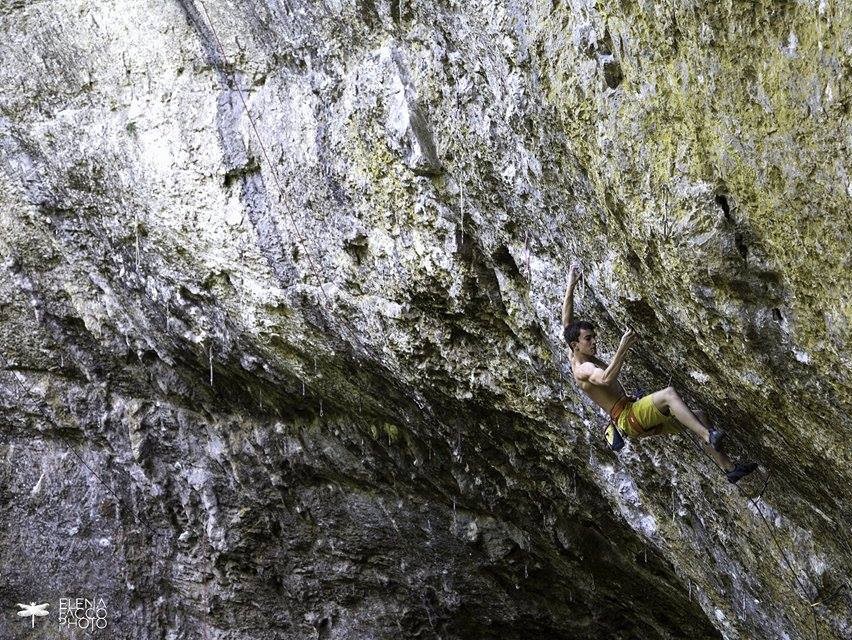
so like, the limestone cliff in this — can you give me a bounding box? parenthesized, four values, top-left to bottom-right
(1, 1, 850, 638)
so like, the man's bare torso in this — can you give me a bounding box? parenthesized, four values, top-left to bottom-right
(571, 355, 627, 414)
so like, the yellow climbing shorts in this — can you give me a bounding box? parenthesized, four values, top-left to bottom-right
(616, 394, 684, 439)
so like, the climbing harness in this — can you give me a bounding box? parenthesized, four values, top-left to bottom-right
(604, 395, 636, 451)
(604, 419, 625, 452)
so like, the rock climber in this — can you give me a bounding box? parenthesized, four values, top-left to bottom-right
(562, 262, 758, 484)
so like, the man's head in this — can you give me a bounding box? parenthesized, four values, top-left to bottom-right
(564, 320, 596, 357)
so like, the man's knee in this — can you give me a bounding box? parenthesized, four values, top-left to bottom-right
(651, 386, 677, 414)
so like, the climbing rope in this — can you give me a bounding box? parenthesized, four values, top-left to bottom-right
(191, 1, 478, 517)
(0, 356, 164, 540)
(194, 0, 379, 365)
(191, 4, 467, 464)
(654, 359, 844, 640)
(0, 1, 459, 549)
(683, 426, 826, 640)
(195, 0, 329, 306)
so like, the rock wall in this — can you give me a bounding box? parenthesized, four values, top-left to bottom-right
(0, 1, 850, 638)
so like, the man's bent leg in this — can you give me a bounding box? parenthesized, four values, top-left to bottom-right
(650, 387, 717, 443)
(650, 387, 707, 439)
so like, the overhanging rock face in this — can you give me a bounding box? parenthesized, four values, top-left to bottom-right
(0, 1, 850, 638)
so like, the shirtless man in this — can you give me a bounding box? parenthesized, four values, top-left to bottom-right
(562, 263, 758, 484)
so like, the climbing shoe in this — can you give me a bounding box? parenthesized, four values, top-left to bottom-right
(707, 428, 725, 452)
(726, 462, 759, 484)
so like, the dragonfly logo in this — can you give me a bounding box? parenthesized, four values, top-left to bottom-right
(16, 602, 49, 627)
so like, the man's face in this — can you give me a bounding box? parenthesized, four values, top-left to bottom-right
(574, 328, 597, 357)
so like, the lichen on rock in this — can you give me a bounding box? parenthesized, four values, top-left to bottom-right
(0, 1, 850, 639)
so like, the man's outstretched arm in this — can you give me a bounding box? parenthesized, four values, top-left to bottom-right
(561, 263, 580, 327)
(576, 329, 639, 385)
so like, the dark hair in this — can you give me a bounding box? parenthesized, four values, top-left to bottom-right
(564, 320, 594, 348)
